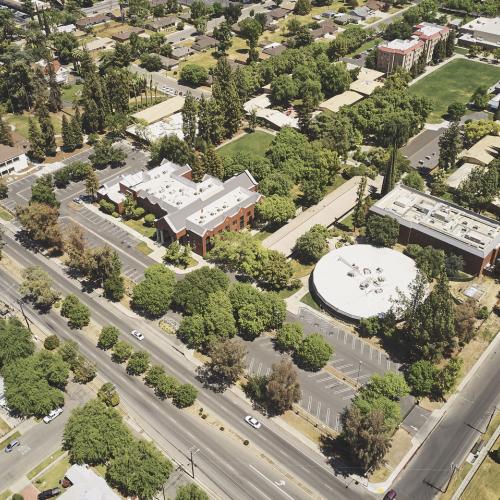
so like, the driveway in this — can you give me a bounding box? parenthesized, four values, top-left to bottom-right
(263, 176, 382, 256)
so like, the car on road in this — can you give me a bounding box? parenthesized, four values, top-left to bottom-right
(72, 197, 82, 204)
(131, 329, 144, 341)
(384, 489, 397, 500)
(43, 407, 63, 424)
(5, 439, 20, 453)
(244, 415, 262, 429)
(38, 488, 62, 500)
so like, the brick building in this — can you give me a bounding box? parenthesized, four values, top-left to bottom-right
(98, 160, 261, 256)
(377, 22, 449, 74)
(369, 185, 500, 275)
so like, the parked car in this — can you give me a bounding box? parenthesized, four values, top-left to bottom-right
(5, 439, 20, 453)
(43, 407, 63, 424)
(131, 330, 144, 341)
(384, 490, 397, 500)
(244, 415, 262, 429)
(38, 488, 62, 500)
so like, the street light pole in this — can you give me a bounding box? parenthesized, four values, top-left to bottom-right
(17, 299, 32, 334)
(188, 447, 200, 479)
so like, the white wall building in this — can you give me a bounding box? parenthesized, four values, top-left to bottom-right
(0, 145, 28, 177)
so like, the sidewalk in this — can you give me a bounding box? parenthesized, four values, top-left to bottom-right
(366, 330, 500, 494)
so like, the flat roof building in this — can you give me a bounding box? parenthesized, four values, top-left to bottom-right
(131, 95, 185, 124)
(319, 90, 364, 113)
(458, 134, 500, 165)
(459, 17, 500, 49)
(98, 161, 262, 256)
(370, 184, 500, 274)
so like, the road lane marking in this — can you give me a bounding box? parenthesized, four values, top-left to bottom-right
(248, 358, 254, 372)
(248, 464, 295, 500)
(335, 364, 353, 370)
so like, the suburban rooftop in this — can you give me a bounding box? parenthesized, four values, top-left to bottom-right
(371, 184, 500, 257)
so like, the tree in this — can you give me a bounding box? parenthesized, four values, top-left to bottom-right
(0, 179, 8, 200)
(457, 164, 498, 212)
(275, 323, 304, 352)
(98, 326, 120, 350)
(447, 101, 466, 121)
(445, 253, 464, 278)
(173, 383, 198, 408)
(352, 175, 368, 228)
(266, 358, 301, 415)
(471, 86, 489, 110)
(28, 118, 45, 161)
(106, 439, 172, 499)
(433, 358, 462, 400)
(201, 338, 247, 390)
(177, 315, 206, 349)
(296, 333, 333, 371)
(85, 169, 99, 199)
(454, 300, 477, 343)
(201, 145, 224, 179)
(84, 245, 122, 287)
(197, 96, 225, 145)
(63, 400, 131, 465)
(364, 373, 410, 401)
(36, 103, 57, 156)
(0, 114, 13, 146)
(212, 57, 242, 137)
(293, 225, 331, 264)
(463, 120, 500, 147)
(213, 21, 233, 54)
(201, 290, 237, 346)
(405, 244, 445, 280)
(31, 174, 59, 207)
(257, 250, 293, 290)
(406, 360, 438, 398)
(182, 92, 198, 147)
(89, 139, 126, 169)
(44, 335, 60, 351)
(256, 195, 295, 227)
(17, 202, 63, 252)
(176, 484, 209, 500)
(270, 75, 298, 107)
(0, 318, 35, 369)
(173, 267, 229, 315)
(112, 340, 133, 363)
(61, 294, 90, 329)
(239, 17, 263, 60)
(62, 114, 76, 151)
(126, 351, 150, 375)
(19, 266, 60, 310)
(140, 53, 162, 71)
(70, 108, 83, 148)
(150, 135, 195, 166)
(154, 374, 179, 400)
(163, 241, 192, 269)
(223, 2, 241, 24)
(132, 264, 176, 317)
(58, 341, 79, 366)
(180, 64, 208, 86)
(341, 406, 391, 471)
(366, 215, 399, 247)
(294, 0, 311, 14)
(104, 274, 125, 302)
(402, 169, 425, 191)
(72, 355, 97, 384)
(438, 121, 462, 170)
(98, 382, 120, 407)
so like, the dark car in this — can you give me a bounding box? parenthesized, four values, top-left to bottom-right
(384, 490, 397, 500)
(38, 488, 61, 500)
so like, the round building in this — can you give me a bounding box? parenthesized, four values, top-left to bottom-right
(311, 245, 417, 320)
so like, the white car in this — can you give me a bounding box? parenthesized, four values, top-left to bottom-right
(131, 330, 144, 341)
(43, 407, 63, 424)
(244, 415, 262, 429)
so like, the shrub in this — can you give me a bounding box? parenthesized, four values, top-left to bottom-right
(144, 213, 155, 226)
(295, 333, 333, 371)
(103, 275, 125, 302)
(133, 207, 145, 219)
(275, 323, 303, 352)
(112, 341, 133, 363)
(99, 199, 115, 215)
(173, 384, 198, 408)
(126, 351, 150, 375)
(61, 294, 90, 329)
(44, 335, 60, 351)
(98, 326, 120, 350)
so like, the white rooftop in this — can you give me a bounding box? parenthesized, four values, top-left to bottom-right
(415, 22, 446, 37)
(312, 245, 417, 320)
(255, 108, 298, 128)
(61, 464, 119, 500)
(244, 94, 271, 113)
(127, 112, 184, 142)
(380, 37, 421, 51)
(371, 184, 500, 258)
(461, 17, 500, 37)
(445, 162, 477, 189)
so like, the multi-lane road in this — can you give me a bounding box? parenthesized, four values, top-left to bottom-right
(0, 231, 371, 500)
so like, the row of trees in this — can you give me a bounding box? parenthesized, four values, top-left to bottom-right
(97, 325, 198, 408)
(63, 399, 173, 499)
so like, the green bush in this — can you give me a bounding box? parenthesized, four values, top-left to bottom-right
(98, 326, 120, 350)
(173, 384, 197, 408)
(144, 213, 155, 226)
(133, 207, 145, 219)
(112, 211, 120, 218)
(99, 199, 115, 215)
(44, 335, 60, 351)
(61, 294, 90, 329)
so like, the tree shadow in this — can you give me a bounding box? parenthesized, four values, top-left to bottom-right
(319, 434, 365, 479)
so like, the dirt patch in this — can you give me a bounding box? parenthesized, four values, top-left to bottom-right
(281, 410, 328, 445)
(370, 428, 412, 483)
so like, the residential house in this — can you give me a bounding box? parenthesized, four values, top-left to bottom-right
(146, 15, 178, 31)
(335, 14, 360, 25)
(98, 161, 262, 256)
(158, 55, 179, 70)
(0, 144, 28, 177)
(192, 35, 218, 51)
(171, 46, 195, 60)
(310, 20, 338, 40)
(259, 42, 287, 59)
(349, 6, 372, 21)
(112, 27, 145, 42)
(75, 14, 109, 30)
(84, 37, 116, 52)
(365, 0, 387, 11)
(35, 59, 70, 84)
(60, 464, 120, 500)
(268, 7, 292, 21)
(56, 24, 76, 33)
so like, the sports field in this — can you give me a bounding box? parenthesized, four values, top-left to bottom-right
(410, 59, 500, 123)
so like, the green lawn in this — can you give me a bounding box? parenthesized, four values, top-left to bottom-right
(454, 46, 469, 55)
(0, 206, 14, 221)
(28, 450, 66, 480)
(348, 37, 382, 57)
(217, 131, 274, 158)
(61, 84, 83, 105)
(410, 59, 500, 123)
(340, 213, 354, 230)
(135, 241, 153, 255)
(461, 444, 500, 500)
(0, 417, 11, 437)
(300, 292, 322, 311)
(123, 218, 157, 239)
(33, 456, 71, 490)
(0, 490, 12, 500)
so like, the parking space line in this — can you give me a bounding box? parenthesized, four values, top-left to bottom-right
(331, 358, 344, 365)
(266, 367, 271, 376)
(307, 372, 323, 378)
(335, 414, 340, 431)
(307, 395, 312, 412)
(343, 394, 355, 400)
(343, 369, 359, 376)
(248, 358, 254, 373)
(335, 364, 353, 370)
(325, 408, 330, 426)
(334, 387, 352, 394)
(351, 336, 356, 349)
(378, 351, 382, 364)
(357, 374, 371, 381)
(256, 362, 262, 375)
(344, 331, 347, 343)
(316, 376, 333, 383)
(316, 401, 321, 419)
(325, 383, 340, 389)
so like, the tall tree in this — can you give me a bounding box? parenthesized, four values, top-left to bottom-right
(0, 114, 13, 146)
(352, 174, 368, 228)
(36, 102, 56, 156)
(212, 57, 242, 138)
(47, 64, 62, 112)
(71, 107, 83, 148)
(201, 145, 224, 179)
(19, 266, 60, 310)
(28, 118, 45, 161)
(197, 96, 225, 145)
(438, 121, 462, 170)
(181, 92, 198, 147)
(62, 114, 75, 151)
(213, 21, 233, 54)
(85, 169, 99, 199)
(266, 358, 301, 415)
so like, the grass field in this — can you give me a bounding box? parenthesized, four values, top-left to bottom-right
(0, 417, 11, 436)
(123, 218, 156, 239)
(410, 59, 500, 123)
(300, 292, 322, 311)
(28, 449, 65, 480)
(33, 456, 71, 490)
(0, 206, 13, 221)
(61, 84, 83, 104)
(218, 131, 274, 158)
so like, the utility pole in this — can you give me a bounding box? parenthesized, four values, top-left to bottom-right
(17, 299, 32, 334)
(188, 446, 200, 479)
(356, 360, 362, 387)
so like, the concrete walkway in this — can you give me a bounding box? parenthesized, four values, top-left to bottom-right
(262, 175, 382, 256)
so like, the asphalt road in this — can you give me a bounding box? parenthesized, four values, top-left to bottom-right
(0, 382, 93, 488)
(392, 341, 500, 499)
(0, 236, 371, 500)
